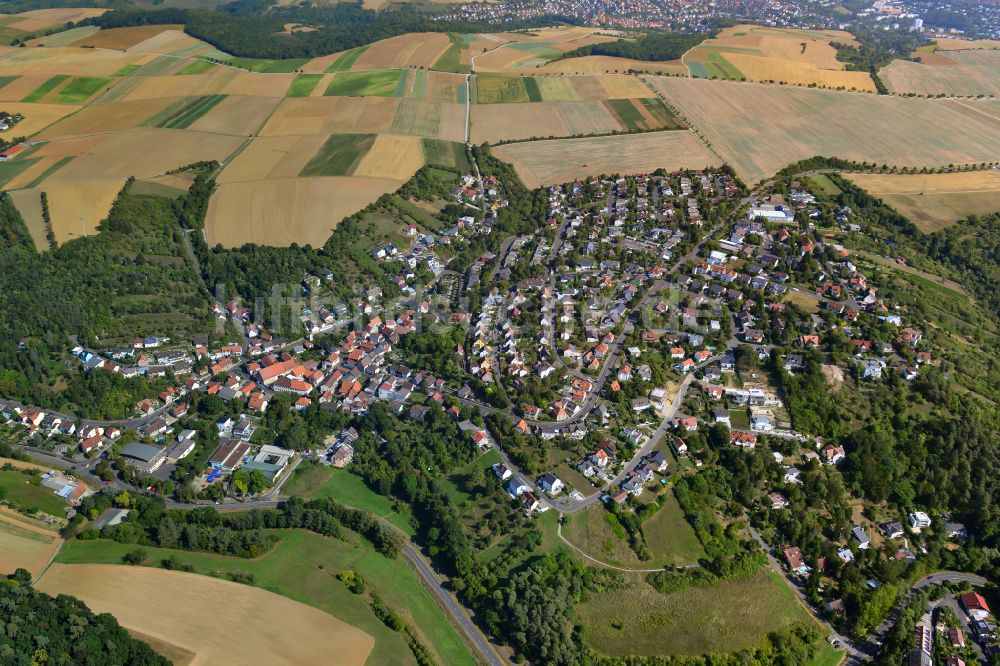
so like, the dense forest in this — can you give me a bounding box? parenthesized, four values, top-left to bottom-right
(561, 30, 708, 62)
(0, 185, 213, 414)
(0, 579, 169, 666)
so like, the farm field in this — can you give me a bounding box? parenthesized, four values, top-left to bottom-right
(880, 49, 1000, 97)
(472, 28, 618, 72)
(206, 175, 403, 247)
(683, 24, 876, 91)
(325, 69, 404, 97)
(933, 38, 1000, 51)
(646, 76, 1000, 184)
(72, 25, 186, 50)
(578, 569, 819, 657)
(493, 131, 719, 188)
(0, 7, 107, 44)
(261, 96, 398, 136)
(845, 171, 1000, 232)
(54, 528, 475, 666)
(0, 513, 60, 578)
(350, 32, 451, 71)
(36, 562, 376, 666)
(537, 55, 687, 75)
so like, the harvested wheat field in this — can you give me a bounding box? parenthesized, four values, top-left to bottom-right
(118, 68, 241, 101)
(846, 171, 1000, 232)
(0, 47, 141, 77)
(187, 94, 282, 135)
(0, 513, 60, 579)
(73, 25, 186, 50)
(353, 134, 424, 180)
(217, 134, 329, 183)
(221, 70, 296, 97)
(52, 128, 243, 181)
(0, 7, 107, 33)
(260, 96, 398, 136)
(494, 131, 719, 188)
(353, 33, 451, 70)
(35, 96, 177, 139)
(537, 56, 687, 76)
(9, 188, 47, 249)
(37, 564, 374, 666)
(596, 75, 656, 98)
(881, 50, 1000, 97)
(683, 25, 875, 90)
(647, 76, 1000, 184)
(127, 29, 212, 56)
(44, 178, 127, 241)
(471, 101, 621, 143)
(206, 176, 402, 247)
(933, 38, 1000, 51)
(1, 102, 80, 136)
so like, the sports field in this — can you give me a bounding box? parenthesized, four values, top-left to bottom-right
(494, 131, 719, 188)
(37, 563, 375, 666)
(846, 171, 1000, 232)
(683, 24, 876, 91)
(578, 569, 819, 657)
(647, 76, 1000, 184)
(881, 49, 1000, 97)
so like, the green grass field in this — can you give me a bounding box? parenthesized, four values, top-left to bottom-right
(642, 490, 706, 566)
(286, 73, 323, 97)
(111, 64, 141, 77)
(177, 60, 216, 76)
(422, 138, 470, 170)
(325, 70, 404, 97)
(808, 173, 843, 195)
(327, 46, 369, 73)
(299, 133, 375, 177)
(21, 75, 69, 103)
(606, 98, 645, 131)
(523, 77, 543, 102)
(288, 466, 415, 536)
(476, 75, 529, 103)
(54, 77, 111, 104)
(57, 529, 476, 666)
(0, 470, 66, 515)
(0, 76, 16, 90)
(146, 95, 226, 129)
(578, 569, 820, 657)
(432, 33, 467, 74)
(639, 97, 685, 129)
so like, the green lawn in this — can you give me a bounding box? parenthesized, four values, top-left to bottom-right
(562, 504, 643, 568)
(642, 490, 706, 566)
(0, 470, 66, 515)
(327, 46, 369, 73)
(810, 640, 845, 666)
(21, 75, 69, 103)
(299, 133, 375, 177)
(578, 569, 820, 657)
(282, 460, 335, 496)
(303, 468, 415, 536)
(324, 70, 403, 97)
(286, 73, 323, 97)
(57, 529, 476, 666)
(54, 77, 111, 104)
(177, 60, 216, 76)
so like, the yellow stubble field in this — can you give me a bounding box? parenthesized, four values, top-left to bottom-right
(206, 175, 404, 247)
(260, 96, 398, 136)
(494, 130, 720, 188)
(36, 564, 375, 666)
